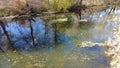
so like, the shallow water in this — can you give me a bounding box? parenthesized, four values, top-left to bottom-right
(0, 44, 109, 68)
(0, 8, 120, 68)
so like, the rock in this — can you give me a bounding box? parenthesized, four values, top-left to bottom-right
(0, 0, 46, 9)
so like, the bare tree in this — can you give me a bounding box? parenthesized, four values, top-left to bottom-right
(0, 20, 14, 49)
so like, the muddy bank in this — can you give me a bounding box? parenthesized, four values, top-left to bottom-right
(0, 0, 119, 17)
(0, 0, 116, 9)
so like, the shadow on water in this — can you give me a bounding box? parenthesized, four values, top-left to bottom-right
(0, 7, 120, 68)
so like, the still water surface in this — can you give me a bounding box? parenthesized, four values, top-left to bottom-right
(0, 9, 119, 68)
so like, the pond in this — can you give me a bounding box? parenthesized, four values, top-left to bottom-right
(0, 8, 120, 68)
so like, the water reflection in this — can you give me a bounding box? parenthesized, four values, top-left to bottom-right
(0, 8, 120, 68)
(0, 11, 116, 49)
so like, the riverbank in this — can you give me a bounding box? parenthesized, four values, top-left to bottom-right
(0, 0, 119, 17)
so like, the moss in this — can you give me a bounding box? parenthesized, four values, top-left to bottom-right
(45, 0, 76, 11)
